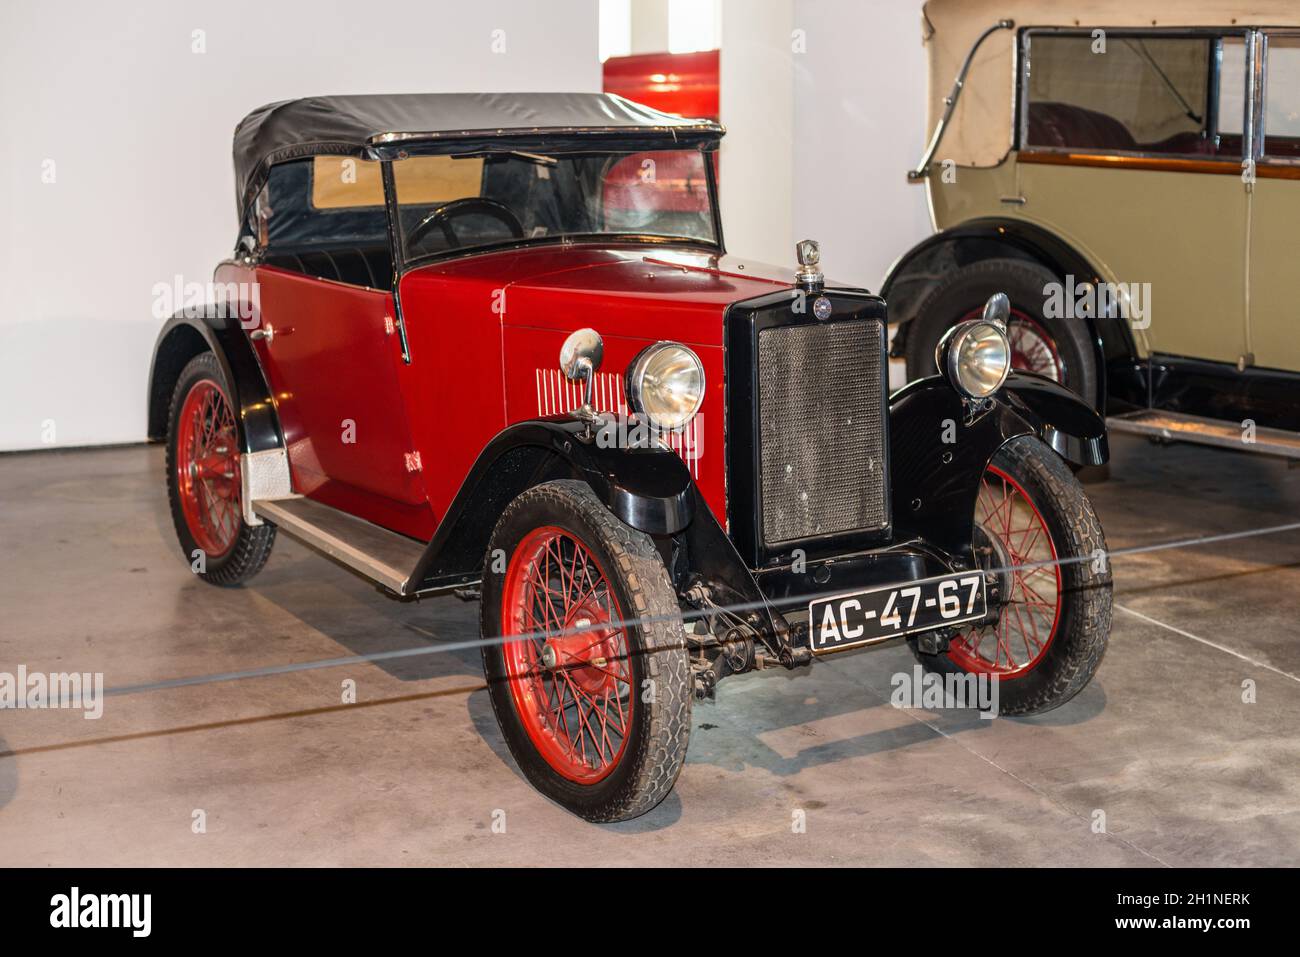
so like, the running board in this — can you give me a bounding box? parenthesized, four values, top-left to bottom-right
(252, 498, 426, 595)
(1106, 410, 1300, 459)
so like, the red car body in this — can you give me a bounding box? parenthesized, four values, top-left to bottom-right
(147, 93, 1113, 820)
(218, 246, 789, 541)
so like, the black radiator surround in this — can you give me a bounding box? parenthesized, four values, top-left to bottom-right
(724, 288, 893, 569)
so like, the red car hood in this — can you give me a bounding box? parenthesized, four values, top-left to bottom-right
(409, 244, 797, 347)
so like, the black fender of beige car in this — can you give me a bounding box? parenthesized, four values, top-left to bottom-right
(881, 217, 1140, 409)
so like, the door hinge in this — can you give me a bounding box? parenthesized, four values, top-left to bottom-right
(404, 451, 423, 472)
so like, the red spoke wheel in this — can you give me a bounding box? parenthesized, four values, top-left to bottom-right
(481, 480, 692, 822)
(911, 436, 1112, 715)
(165, 352, 275, 585)
(947, 464, 1061, 677)
(175, 379, 242, 557)
(501, 526, 635, 783)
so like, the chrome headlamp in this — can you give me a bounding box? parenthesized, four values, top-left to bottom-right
(626, 342, 705, 431)
(935, 294, 1012, 399)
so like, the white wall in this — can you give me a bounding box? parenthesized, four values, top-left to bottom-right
(791, 0, 930, 291)
(0, 0, 600, 452)
(719, 0, 794, 266)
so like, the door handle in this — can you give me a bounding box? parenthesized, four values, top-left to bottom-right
(250, 325, 291, 343)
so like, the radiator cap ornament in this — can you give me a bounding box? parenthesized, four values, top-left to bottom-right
(795, 239, 824, 291)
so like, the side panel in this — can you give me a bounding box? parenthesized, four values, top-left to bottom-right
(394, 267, 511, 531)
(927, 160, 1243, 365)
(246, 264, 434, 539)
(1246, 176, 1300, 372)
(1014, 161, 1247, 365)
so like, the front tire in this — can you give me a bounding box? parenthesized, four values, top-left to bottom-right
(912, 435, 1112, 714)
(165, 352, 275, 586)
(480, 480, 692, 822)
(903, 258, 1098, 407)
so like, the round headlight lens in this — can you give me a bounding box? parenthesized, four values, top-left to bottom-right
(627, 343, 706, 431)
(946, 321, 1011, 398)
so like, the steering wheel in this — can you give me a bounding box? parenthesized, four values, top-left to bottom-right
(407, 197, 525, 252)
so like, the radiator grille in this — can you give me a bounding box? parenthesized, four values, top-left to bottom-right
(756, 320, 887, 545)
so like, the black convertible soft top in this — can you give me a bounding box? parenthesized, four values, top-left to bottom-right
(232, 92, 723, 217)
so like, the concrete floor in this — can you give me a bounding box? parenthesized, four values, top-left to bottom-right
(1, 435, 1298, 866)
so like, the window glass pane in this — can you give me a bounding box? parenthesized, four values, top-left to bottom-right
(259, 158, 394, 288)
(1026, 34, 1224, 156)
(310, 155, 483, 209)
(393, 149, 717, 260)
(1264, 36, 1300, 157)
(1217, 38, 1246, 136)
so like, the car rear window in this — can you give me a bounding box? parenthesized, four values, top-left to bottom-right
(310, 156, 484, 209)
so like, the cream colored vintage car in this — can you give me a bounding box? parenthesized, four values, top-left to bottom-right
(887, 0, 1300, 456)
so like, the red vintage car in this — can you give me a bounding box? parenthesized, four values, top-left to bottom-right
(148, 93, 1113, 821)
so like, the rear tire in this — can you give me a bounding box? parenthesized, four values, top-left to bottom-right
(911, 436, 1112, 714)
(165, 352, 275, 586)
(903, 258, 1098, 407)
(480, 480, 692, 822)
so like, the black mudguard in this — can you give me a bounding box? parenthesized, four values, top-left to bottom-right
(408, 418, 695, 593)
(889, 373, 1107, 559)
(146, 310, 282, 455)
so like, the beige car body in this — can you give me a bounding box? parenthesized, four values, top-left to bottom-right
(916, 0, 1300, 372)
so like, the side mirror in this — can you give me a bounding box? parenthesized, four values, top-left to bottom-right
(559, 328, 604, 416)
(982, 292, 1010, 331)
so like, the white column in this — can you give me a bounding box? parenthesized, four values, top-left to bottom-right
(630, 0, 671, 53)
(719, 0, 795, 266)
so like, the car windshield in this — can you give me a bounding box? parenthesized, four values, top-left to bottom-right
(382, 149, 718, 261)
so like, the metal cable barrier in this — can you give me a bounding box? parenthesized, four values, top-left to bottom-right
(97, 519, 1300, 699)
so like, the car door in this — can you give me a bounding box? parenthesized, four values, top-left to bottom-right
(1016, 29, 1250, 366)
(249, 157, 431, 537)
(1246, 31, 1300, 372)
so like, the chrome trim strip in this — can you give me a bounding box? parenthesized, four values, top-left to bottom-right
(369, 123, 723, 145)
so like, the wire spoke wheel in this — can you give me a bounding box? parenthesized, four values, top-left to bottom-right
(947, 464, 1062, 678)
(500, 526, 634, 784)
(175, 379, 241, 557)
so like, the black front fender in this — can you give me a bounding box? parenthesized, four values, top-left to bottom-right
(889, 375, 1107, 559)
(408, 418, 695, 593)
(1000, 371, 1109, 467)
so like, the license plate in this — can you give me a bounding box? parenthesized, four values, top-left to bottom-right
(808, 571, 987, 654)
